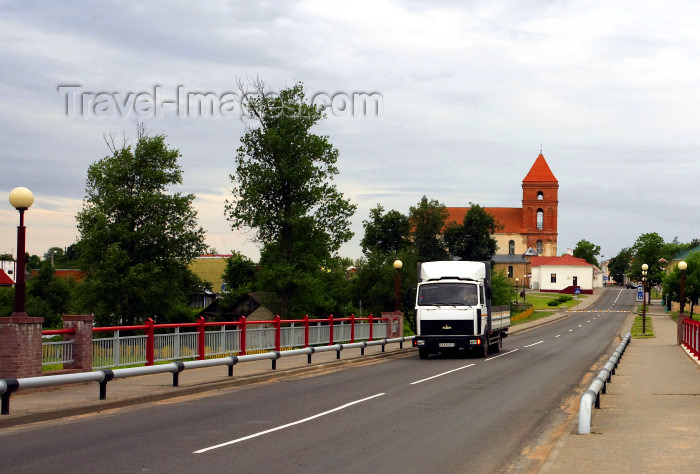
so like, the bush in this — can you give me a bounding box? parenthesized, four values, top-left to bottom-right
(547, 299, 560, 306)
(557, 295, 573, 303)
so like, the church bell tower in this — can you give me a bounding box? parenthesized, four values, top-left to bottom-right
(521, 154, 558, 256)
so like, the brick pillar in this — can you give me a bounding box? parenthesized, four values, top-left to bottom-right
(62, 315, 94, 372)
(381, 311, 404, 338)
(0, 316, 45, 379)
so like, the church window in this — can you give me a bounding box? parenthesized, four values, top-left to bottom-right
(536, 240, 543, 254)
(508, 266, 513, 278)
(537, 191, 544, 200)
(536, 208, 544, 230)
(509, 240, 515, 254)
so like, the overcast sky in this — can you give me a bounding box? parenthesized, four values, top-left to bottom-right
(1, 0, 698, 264)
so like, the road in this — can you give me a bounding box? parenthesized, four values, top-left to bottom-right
(1, 288, 636, 473)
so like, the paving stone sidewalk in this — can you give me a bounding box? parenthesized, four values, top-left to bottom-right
(541, 304, 700, 473)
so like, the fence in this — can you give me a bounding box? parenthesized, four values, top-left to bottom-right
(44, 315, 389, 370)
(682, 317, 700, 358)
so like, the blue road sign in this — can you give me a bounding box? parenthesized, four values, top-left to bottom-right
(575, 288, 581, 295)
(637, 285, 643, 302)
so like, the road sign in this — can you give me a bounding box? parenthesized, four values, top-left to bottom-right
(575, 288, 581, 295)
(637, 285, 643, 302)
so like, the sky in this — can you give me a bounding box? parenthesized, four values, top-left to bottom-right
(1, 0, 698, 264)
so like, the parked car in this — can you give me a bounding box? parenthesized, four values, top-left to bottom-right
(625, 282, 637, 289)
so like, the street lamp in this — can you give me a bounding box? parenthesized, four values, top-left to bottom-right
(641, 264, 648, 334)
(515, 278, 519, 303)
(393, 259, 402, 312)
(8, 187, 34, 318)
(678, 260, 687, 345)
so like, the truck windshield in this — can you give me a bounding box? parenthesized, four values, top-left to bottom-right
(417, 283, 479, 306)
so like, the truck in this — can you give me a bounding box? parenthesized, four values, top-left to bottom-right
(412, 260, 510, 359)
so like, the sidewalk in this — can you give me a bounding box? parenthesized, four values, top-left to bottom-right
(541, 302, 700, 473)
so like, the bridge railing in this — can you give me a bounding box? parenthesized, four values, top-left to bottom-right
(682, 317, 699, 357)
(45, 314, 388, 370)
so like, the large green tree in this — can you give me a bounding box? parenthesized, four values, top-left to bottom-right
(443, 202, 499, 261)
(361, 204, 411, 256)
(76, 129, 206, 326)
(225, 81, 356, 317)
(409, 196, 449, 262)
(572, 239, 601, 267)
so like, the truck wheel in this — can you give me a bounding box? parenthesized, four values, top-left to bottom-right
(418, 348, 429, 359)
(480, 339, 489, 358)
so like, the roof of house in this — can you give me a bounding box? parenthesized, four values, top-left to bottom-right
(492, 254, 528, 264)
(674, 245, 700, 261)
(530, 255, 591, 267)
(522, 154, 557, 183)
(445, 207, 524, 234)
(0, 269, 14, 285)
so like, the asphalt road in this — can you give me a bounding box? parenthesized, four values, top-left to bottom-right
(1, 288, 636, 473)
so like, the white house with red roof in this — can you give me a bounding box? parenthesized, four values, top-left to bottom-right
(529, 255, 594, 294)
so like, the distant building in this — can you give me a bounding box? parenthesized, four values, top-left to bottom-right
(445, 153, 559, 284)
(530, 255, 594, 294)
(188, 254, 233, 293)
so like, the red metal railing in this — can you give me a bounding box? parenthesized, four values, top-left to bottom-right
(682, 317, 700, 357)
(44, 314, 386, 367)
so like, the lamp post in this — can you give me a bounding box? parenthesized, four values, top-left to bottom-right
(393, 259, 402, 312)
(641, 264, 648, 334)
(678, 260, 687, 345)
(515, 278, 519, 303)
(9, 187, 34, 317)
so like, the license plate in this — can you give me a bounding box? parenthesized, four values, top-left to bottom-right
(439, 342, 455, 348)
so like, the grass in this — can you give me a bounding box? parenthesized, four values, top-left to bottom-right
(631, 314, 655, 338)
(521, 292, 588, 311)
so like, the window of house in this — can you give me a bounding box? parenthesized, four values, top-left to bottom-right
(508, 266, 513, 278)
(536, 240, 543, 254)
(551, 273, 557, 283)
(536, 208, 544, 230)
(509, 240, 515, 254)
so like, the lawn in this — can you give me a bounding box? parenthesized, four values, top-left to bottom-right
(521, 291, 588, 311)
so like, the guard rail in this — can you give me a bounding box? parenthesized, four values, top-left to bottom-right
(578, 332, 631, 434)
(1, 336, 414, 415)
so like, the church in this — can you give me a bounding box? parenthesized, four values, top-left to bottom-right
(445, 153, 559, 287)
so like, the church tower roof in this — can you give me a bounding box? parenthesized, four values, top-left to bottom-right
(522, 154, 557, 183)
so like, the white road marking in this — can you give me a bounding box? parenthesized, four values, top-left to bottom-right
(569, 329, 573, 332)
(410, 364, 475, 385)
(484, 349, 519, 361)
(555, 335, 561, 338)
(523, 341, 543, 348)
(193, 393, 386, 453)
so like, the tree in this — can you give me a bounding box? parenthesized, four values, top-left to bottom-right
(608, 247, 633, 284)
(663, 253, 700, 318)
(361, 205, 411, 256)
(630, 233, 666, 285)
(444, 202, 499, 261)
(490, 270, 514, 306)
(225, 80, 356, 317)
(409, 196, 449, 262)
(572, 239, 601, 267)
(76, 128, 206, 326)
(26, 261, 73, 328)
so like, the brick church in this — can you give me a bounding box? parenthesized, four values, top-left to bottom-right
(445, 153, 558, 285)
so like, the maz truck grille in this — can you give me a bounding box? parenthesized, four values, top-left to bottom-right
(420, 320, 474, 336)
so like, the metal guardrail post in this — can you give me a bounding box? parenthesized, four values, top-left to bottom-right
(197, 317, 206, 360)
(145, 319, 155, 366)
(100, 370, 114, 400)
(1, 378, 19, 415)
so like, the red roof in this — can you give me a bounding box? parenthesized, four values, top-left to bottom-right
(522, 154, 557, 183)
(530, 255, 591, 267)
(446, 207, 524, 234)
(0, 269, 14, 285)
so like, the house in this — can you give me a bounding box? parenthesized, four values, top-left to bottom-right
(530, 255, 594, 294)
(0, 269, 14, 287)
(188, 254, 233, 293)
